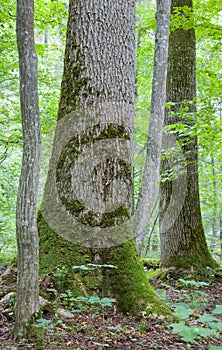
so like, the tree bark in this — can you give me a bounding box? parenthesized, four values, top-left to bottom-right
(38, 0, 170, 315)
(159, 0, 217, 269)
(14, 0, 42, 338)
(134, 0, 171, 254)
(220, 217, 222, 260)
(210, 156, 218, 250)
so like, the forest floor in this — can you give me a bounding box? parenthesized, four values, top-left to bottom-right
(0, 263, 222, 350)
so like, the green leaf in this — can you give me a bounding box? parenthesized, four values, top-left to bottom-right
(75, 295, 116, 307)
(212, 321, 222, 331)
(87, 296, 101, 304)
(212, 305, 222, 316)
(174, 305, 193, 319)
(198, 314, 220, 324)
(197, 327, 217, 338)
(178, 278, 209, 287)
(33, 319, 53, 329)
(75, 296, 88, 302)
(97, 297, 116, 307)
(170, 322, 198, 342)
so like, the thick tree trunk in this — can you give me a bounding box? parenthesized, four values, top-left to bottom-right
(38, 0, 170, 315)
(159, 0, 217, 269)
(14, 0, 41, 338)
(134, 0, 171, 254)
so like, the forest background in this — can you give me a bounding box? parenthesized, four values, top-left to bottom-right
(0, 0, 222, 348)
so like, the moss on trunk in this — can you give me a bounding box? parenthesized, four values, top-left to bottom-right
(102, 240, 171, 315)
(38, 212, 101, 296)
(38, 213, 171, 315)
(160, 246, 218, 270)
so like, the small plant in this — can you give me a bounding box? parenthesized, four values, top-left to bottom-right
(32, 318, 54, 331)
(178, 278, 209, 309)
(50, 264, 117, 315)
(60, 289, 76, 309)
(74, 295, 116, 314)
(137, 321, 149, 332)
(178, 278, 209, 288)
(72, 263, 117, 313)
(53, 265, 69, 278)
(51, 264, 118, 314)
(169, 304, 222, 342)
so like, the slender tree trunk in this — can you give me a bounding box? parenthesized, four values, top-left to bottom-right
(144, 213, 159, 256)
(159, 0, 217, 269)
(220, 217, 222, 260)
(134, 0, 171, 254)
(210, 156, 218, 250)
(38, 0, 170, 315)
(14, 0, 42, 338)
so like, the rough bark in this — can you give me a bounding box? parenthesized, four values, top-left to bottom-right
(14, 0, 42, 338)
(134, 0, 171, 254)
(159, 0, 217, 269)
(38, 0, 170, 315)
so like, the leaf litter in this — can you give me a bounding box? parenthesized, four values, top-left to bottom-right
(0, 266, 221, 349)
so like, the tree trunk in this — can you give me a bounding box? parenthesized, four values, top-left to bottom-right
(159, 0, 217, 269)
(220, 217, 222, 260)
(210, 156, 218, 250)
(14, 0, 41, 338)
(134, 0, 171, 254)
(38, 0, 170, 315)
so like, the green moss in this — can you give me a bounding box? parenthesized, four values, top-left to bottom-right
(58, 40, 90, 119)
(146, 268, 163, 280)
(140, 258, 160, 270)
(98, 123, 130, 140)
(38, 212, 172, 316)
(161, 248, 218, 270)
(38, 213, 87, 275)
(38, 212, 101, 295)
(25, 310, 44, 348)
(39, 290, 50, 302)
(79, 210, 99, 227)
(159, 216, 218, 271)
(100, 205, 130, 228)
(102, 240, 172, 316)
(60, 198, 86, 214)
